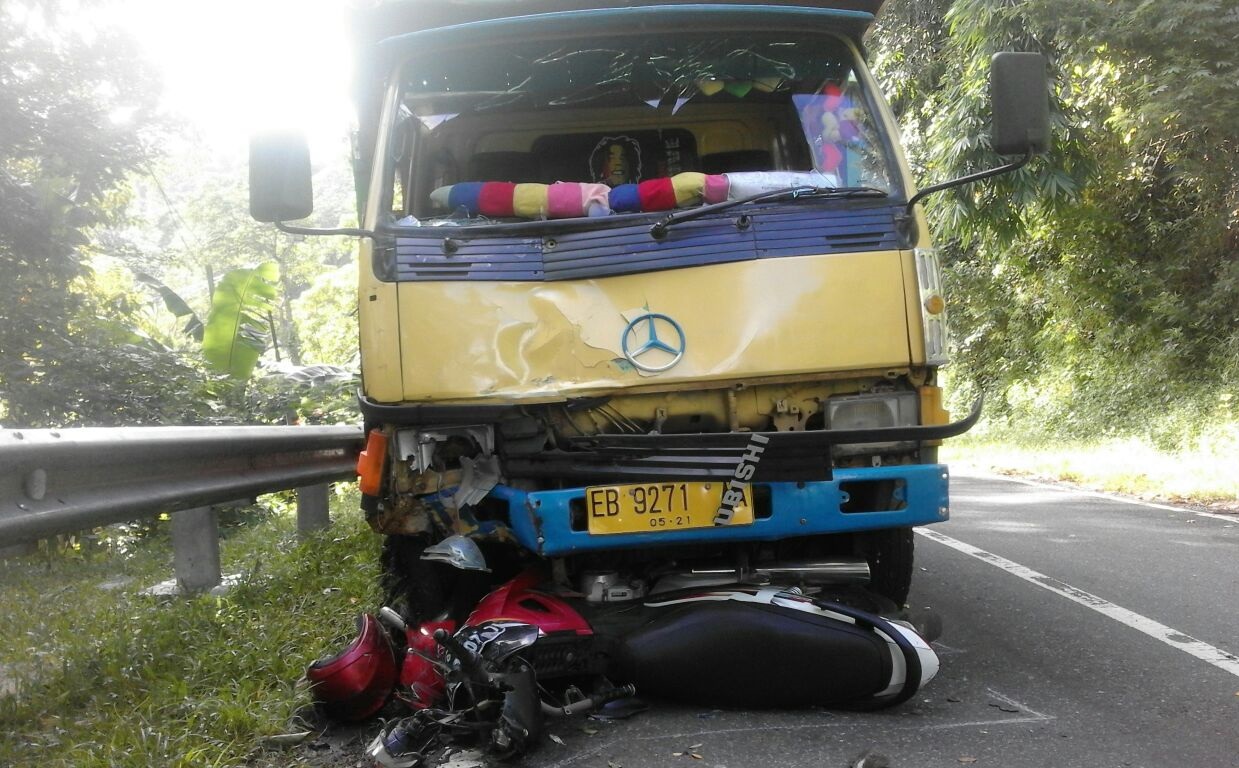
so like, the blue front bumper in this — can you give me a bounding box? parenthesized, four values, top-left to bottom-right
(490, 464, 950, 556)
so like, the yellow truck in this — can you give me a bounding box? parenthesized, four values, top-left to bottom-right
(250, 0, 1048, 618)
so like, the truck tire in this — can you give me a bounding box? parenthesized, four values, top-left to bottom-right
(860, 527, 914, 606)
(379, 534, 496, 624)
(380, 534, 448, 623)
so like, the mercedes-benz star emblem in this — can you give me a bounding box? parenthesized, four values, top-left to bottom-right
(621, 312, 686, 372)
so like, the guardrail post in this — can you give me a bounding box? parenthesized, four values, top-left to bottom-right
(0, 542, 37, 559)
(172, 506, 221, 593)
(297, 484, 331, 538)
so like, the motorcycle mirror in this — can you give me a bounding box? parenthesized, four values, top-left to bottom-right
(420, 534, 491, 572)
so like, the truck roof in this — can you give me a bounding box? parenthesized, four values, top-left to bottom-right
(352, 1, 886, 47)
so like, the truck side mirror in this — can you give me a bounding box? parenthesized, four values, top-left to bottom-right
(990, 52, 1050, 156)
(249, 131, 314, 223)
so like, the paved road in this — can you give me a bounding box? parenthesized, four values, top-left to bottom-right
(516, 472, 1239, 768)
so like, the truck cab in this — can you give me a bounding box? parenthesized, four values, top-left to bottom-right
(250, 0, 1046, 619)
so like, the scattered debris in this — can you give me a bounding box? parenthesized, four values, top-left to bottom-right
(591, 697, 649, 721)
(958, 758, 978, 764)
(262, 730, 313, 748)
(440, 748, 487, 767)
(549, 734, 566, 746)
(850, 750, 892, 768)
(142, 572, 242, 597)
(96, 577, 132, 592)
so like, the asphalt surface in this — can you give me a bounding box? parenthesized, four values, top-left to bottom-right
(509, 472, 1239, 768)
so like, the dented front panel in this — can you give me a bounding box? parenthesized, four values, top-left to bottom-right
(375, 249, 914, 403)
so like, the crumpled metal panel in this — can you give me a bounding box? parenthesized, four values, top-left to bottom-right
(391, 249, 913, 402)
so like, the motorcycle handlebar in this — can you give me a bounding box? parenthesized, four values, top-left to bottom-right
(432, 628, 487, 681)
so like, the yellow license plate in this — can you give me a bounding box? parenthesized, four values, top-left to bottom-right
(585, 482, 754, 535)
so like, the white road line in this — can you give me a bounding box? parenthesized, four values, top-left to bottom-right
(915, 527, 1239, 679)
(954, 468, 1238, 523)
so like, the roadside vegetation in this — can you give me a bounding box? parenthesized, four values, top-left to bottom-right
(0, 489, 377, 768)
(944, 430, 1239, 509)
(873, 0, 1239, 502)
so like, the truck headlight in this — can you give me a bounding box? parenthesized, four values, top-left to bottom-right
(914, 247, 951, 367)
(827, 391, 918, 456)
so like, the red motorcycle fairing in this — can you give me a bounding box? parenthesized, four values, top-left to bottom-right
(465, 570, 593, 636)
(392, 571, 598, 713)
(306, 613, 398, 721)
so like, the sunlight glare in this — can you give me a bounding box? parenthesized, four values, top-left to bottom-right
(107, 0, 353, 154)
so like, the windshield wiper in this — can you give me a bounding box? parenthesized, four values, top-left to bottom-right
(649, 185, 888, 240)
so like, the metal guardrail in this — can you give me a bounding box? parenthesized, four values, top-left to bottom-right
(0, 426, 364, 591)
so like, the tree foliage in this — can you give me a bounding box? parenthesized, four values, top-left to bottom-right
(872, 0, 1239, 445)
(0, 1, 359, 427)
(0, 1, 198, 426)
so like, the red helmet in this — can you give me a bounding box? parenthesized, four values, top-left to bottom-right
(306, 613, 397, 721)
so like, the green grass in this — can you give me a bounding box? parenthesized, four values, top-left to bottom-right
(944, 423, 1239, 508)
(0, 487, 380, 768)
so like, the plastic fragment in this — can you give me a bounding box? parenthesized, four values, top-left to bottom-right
(262, 730, 313, 747)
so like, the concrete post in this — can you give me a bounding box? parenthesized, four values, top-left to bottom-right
(0, 542, 37, 559)
(297, 483, 331, 538)
(172, 506, 221, 593)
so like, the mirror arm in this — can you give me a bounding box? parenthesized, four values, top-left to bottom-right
(275, 221, 377, 239)
(904, 147, 1033, 218)
(896, 148, 1033, 247)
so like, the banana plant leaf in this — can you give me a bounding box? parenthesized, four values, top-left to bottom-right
(134, 270, 205, 341)
(202, 262, 280, 380)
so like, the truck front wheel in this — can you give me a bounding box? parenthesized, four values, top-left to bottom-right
(380, 534, 448, 623)
(858, 527, 915, 606)
(379, 534, 501, 624)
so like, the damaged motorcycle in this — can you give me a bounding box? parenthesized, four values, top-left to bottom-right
(308, 538, 940, 765)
